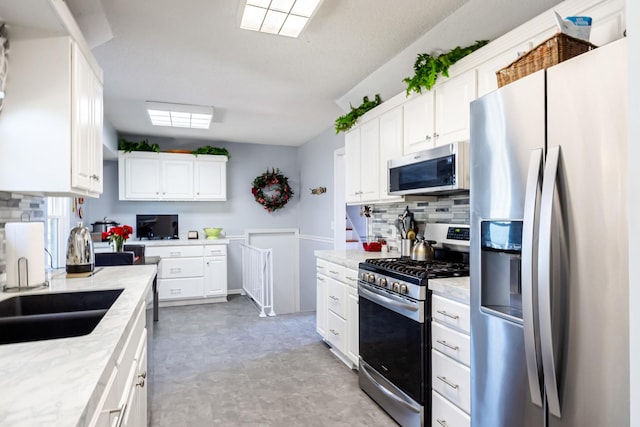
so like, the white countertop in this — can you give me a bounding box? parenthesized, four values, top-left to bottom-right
(0, 265, 157, 427)
(314, 249, 400, 271)
(429, 276, 470, 304)
(95, 238, 229, 250)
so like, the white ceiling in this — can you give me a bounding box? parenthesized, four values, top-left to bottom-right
(64, 0, 561, 148)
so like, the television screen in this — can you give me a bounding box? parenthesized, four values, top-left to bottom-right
(136, 214, 179, 239)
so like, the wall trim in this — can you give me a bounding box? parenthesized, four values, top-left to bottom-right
(299, 234, 333, 244)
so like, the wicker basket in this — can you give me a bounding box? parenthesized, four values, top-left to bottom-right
(496, 33, 597, 87)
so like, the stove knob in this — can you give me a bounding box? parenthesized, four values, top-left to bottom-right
(392, 282, 400, 292)
(367, 274, 376, 284)
(400, 284, 408, 295)
(378, 277, 388, 288)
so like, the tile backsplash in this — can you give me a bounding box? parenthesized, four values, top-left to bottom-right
(0, 192, 46, 286)
(367, 193, 469, 246)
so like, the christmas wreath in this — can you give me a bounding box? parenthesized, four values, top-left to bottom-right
(251, 168, 293, 212)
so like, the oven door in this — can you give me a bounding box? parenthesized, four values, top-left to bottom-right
(358, 281, 427, 403)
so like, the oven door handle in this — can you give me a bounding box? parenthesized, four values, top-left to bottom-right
(360, 361, 422, 414)
(359, 285, 418, 312)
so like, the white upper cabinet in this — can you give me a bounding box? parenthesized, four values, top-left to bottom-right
(345, 119, 382, 205)
(403, 92, 435, 154)
(434, 69, 477, 146)
(118, 151, 227, 201)
(195, 157, 227, 201)
(0, 36, 104, 197)
(477, 43, 530, 97)
(378, 107, 404, 203)
(345, 127, 362, 204)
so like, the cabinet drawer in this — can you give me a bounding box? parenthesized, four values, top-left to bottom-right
(146, 245, 203, 258)
(203, 245, 227, 257)
(158, 277, 204, 300)
(432, 294, 470, 334)
(431, 321, 471, 367)
(325, 262, 344, 281)
(316, 258, 328, 275)
(432, 349, 470, 414)
(158, 257, 203, 278)
(327, 278, 347, 318)
(432, 390, 471, 427)
(116, 303, 145, 398)
(343, 268, 359, 289)
(326, 310, 347, 353)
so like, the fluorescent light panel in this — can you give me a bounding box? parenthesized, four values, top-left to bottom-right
(240, 0, 321, 38)
(146, 102, 213, 129)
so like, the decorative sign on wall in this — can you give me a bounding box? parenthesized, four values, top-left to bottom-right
(310, 187, 327, 195)
(251, 168, 293, 212)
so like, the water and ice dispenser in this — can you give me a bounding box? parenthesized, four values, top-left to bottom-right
(480, 220, 524, 322)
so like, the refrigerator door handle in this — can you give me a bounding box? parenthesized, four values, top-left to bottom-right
(522, 148, 543, 408)
(538, 145, 562, 417)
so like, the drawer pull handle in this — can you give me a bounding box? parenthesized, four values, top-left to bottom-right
(345, 276, 356, 281)
(329, 329, 339, 336)
(436, 339, 460, 351)
(436, 419, 448, 427)
(317, 277, 325, 281)
(108, 403, 127, 427)
(329, 270, 339, 274)
(437, 375, 459, 390)
(170, 289, 182, 294)
(170, 252, 181, 257)
(170, 267, 182, 273)
(329, 295, 339, 301)
(437, 309, 460, 320)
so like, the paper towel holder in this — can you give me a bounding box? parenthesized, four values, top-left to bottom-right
(2, 257, 49, 293)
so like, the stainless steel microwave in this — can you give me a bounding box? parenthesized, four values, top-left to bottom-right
(388, 141, 469, 195)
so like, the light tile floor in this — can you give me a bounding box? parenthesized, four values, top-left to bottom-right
(150, 294, 398, 426)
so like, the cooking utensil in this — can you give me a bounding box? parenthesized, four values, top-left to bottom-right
(91, 217, 119, 233)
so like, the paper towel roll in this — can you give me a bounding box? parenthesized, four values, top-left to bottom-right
(5, 222, 46, 287)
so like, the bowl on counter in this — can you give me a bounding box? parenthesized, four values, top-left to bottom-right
(363, 242, 382, 252)
(203, 227, 223, 239)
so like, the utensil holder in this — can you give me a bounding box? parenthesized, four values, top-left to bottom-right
(401, 239, 414, 257)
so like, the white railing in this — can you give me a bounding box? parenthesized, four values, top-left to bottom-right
(240, 243, 275, 317)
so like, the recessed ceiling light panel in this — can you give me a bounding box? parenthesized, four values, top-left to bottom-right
(146, 102, 214, 129)
(240, 0, 323, 37)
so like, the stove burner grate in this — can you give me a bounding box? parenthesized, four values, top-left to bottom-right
(364, 258, 469, 279)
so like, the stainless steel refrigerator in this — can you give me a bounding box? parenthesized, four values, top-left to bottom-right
(469, 38, 629, 427)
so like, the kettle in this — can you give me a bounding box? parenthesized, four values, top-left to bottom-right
(411, 237, 436, 262)
(66, 222, 95, 273)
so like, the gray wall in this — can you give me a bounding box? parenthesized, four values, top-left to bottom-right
(84, 136, 302, 295)
(297, 127, 344, 311)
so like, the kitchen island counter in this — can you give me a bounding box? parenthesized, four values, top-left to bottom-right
(0, 264, 157, 427)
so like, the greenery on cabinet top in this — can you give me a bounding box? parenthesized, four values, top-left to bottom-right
(118, 139, 230, 158)
(334, 94, 383, 134)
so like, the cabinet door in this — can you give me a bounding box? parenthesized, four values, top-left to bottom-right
(161, 159, 193, 199)
(71, 43, 94, 192)
(344, 128, 362, 204)
(204, 255, 227, 297)
(403, 92, 435, 154)
(359, 119, 380, 202)
(89, 73, 104, 193)
(123, 156, 161, 199)
(347, 286, 359, 366)
(434, 69, 477, 146)
(134, 334, 148, 427)
(316, 274, 327, 338)
(378, 107, 404, 202)
(88, 366, 118, 427)
(195, 158, 226, 200)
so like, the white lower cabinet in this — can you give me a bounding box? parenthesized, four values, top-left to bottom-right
(316, 259, 359, 369)
(89, 304, 147, 427)
(431, 292, 471, 423)
(432, 390, 470, 427)
(146, 243, 228, 304)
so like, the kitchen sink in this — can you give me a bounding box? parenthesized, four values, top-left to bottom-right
(0, 289, 124, 345)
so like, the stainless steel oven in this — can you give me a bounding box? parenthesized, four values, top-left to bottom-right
(357, 224, 470, 427)
(358, 280, 428, 427)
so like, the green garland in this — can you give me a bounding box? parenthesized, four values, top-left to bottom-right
(334, 94, 382, 134)
(251, 169, 293, 212)
(404, 40, 489, 95)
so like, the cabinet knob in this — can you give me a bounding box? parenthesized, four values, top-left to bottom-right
(426, 135, 431, 140)
(434, 133, 439, 138)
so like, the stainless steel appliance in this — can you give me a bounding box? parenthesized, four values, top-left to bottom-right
(358, 224, 469, 427)
(469, 38, 629, 426)
(388, 141, 469, 196)
(66, 223, 95, 273)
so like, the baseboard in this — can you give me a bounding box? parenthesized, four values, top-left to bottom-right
(159, 296, 228, 307)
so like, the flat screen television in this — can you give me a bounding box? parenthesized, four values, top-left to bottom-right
(136, 214, 179, 240)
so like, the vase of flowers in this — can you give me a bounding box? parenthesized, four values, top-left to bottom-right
(102, 225, 133, 252)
